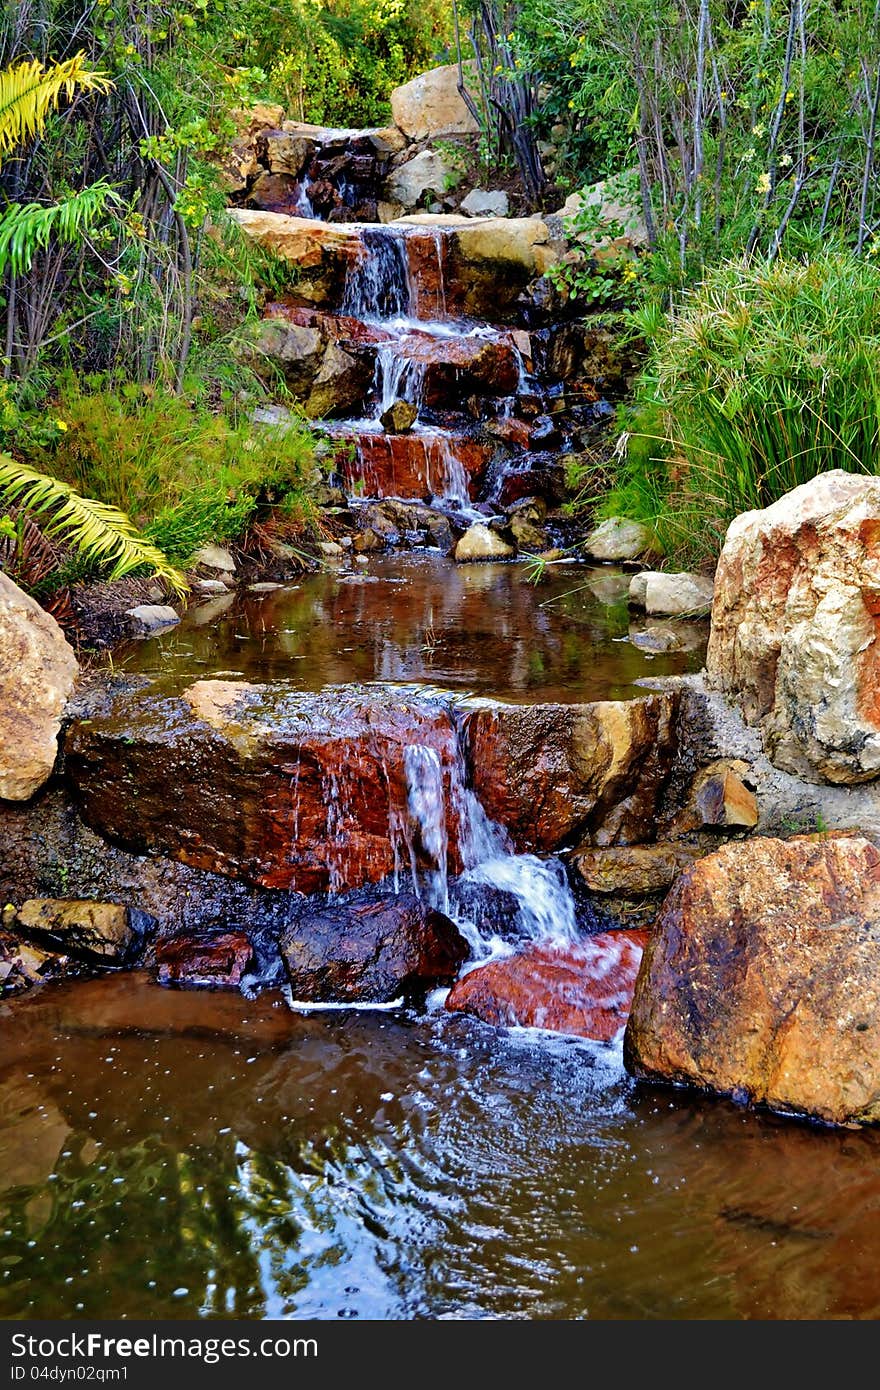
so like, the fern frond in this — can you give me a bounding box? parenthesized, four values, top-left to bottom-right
(0, 54, 112, 165)
(0, 457, 188, 598)
(0, 181, 121, 276)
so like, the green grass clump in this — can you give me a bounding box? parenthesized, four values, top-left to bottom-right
(603, 251, 880, 567)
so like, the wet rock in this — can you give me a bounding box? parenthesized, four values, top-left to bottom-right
(461, 692, 678, 851)
(156, 930, 254, 989)
(15, 897, 145, 963)
(263, 127, 316, 176)
(507, 513, 549, 550)
(570, 843, 702, 896)
(624, 834, 880, 1126)
(364, 499, 454, 551)
(192, 578, 231, 595)
(495, 459, 568, 509)
(351, 527, 387, 553)
(245, 171, 306, 213)
(380, 399, 418, 432)
(344, 432, 490, 501)
(0, 571, 79, 801)
(707, 471, 880, 785)
(318, 540, 345, 558)
(460, 189, 509, 217)
(385, 149, 456, 209)
(0, 929, 74, 995)
(64, 680, 466, 895)
(126, 605, 180, 635)
(445, 930, 649, 1040)
(529, 414, 561, 449)
(194, 544, 236, 574)
(629, 622, 706, 654)
(628, 570, 714, 616)
(282, 889, 467, 1002)
(305, 342, 373, 419)
(486, 416, 532, 449)
(444, 217, 560, 320)
(390, 63, 480, 141)
(584, 517, 654, 562)
(454, 523, 516, 562)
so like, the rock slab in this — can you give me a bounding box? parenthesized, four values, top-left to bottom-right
(624, 833, 880, 1126)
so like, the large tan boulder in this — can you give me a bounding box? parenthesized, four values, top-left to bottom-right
(390, 63, 479, 142)
(625, 834, 880, 1126)
(228, 210, 360, 304)
(707, 471, 880, 784)
(0, 571, 78, 801)
(385, 149, 457, 210)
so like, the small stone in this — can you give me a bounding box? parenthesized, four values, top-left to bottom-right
(453, 523, 516, 562)
(380, 399, 418, 433)
(352, 528, 387, 553)
(247, 582, 282, 593)
(318, 540, 344, 557)
(192, 579, 229, 595)
(584, 517, 653, 562)
(126, 605, 180, 635)
(460, 189, 509, 217)
(194, 544, 236, 574)
(528, 414, 561, 449)
(156, 931, 253, 990)
(628, 570, 714, 616)
(693, 761, 759, 828)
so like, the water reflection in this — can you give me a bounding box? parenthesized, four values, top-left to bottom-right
(2, 975, 879, 1320)
(114, 556, 705, 704)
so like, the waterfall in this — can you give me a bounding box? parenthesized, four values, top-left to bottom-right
(374, 344, 426, 416)
(426, 437, 471, 510)
(397, 736, 580, 959)
(342, 227, 414, 321)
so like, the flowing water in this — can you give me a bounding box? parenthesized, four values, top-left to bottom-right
(3, 975, 880, 1321)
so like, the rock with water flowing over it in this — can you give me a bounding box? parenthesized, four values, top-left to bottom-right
(707, 470, 880, 784)
(624, 834, 880, 1126)
(390, 63, 480, 142)
(282, 890, 467, 1002)
(0, 572, 79, 802)
(63, 679, 467, 895)
(628, 570, 715, 616)
(445, 931, 649, 1040)
(13, 897, 148, 964)
(461, 692, 679, 852)
(583, 516, 654, 562)
(156, 931, 254, 989)
(453, 524, 516, 562)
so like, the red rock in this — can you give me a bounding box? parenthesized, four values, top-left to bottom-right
(339, 431, 492, 500)
(155, 931, 253, 989)
(445, 930, 649, 1039)
(460, 693, 678, 852)
(282, 889, 467, 1001)
(624, 833, 880, 1126)
(65, 681, 466, 895)
(405, 229, 450, 321)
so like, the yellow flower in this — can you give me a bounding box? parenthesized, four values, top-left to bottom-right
(752, 123, 765, 137)
(756, 172, 772, 194)
(55, 419, 68, 432)
(785, 90, 793, 102)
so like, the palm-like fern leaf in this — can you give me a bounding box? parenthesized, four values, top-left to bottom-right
(0, 181, 121, 276)
(0, 54, 111, 165)
(0, 456, 188, 597)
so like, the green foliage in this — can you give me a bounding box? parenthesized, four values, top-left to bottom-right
(605, 251, 880, 565)
(0, 182, 121, 276)
(0, 456, 187, 595)
(0, 53, 111, 164)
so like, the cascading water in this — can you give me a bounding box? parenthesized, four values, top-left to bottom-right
(342, 227, 414, 321)
(397, 734, 580, 962)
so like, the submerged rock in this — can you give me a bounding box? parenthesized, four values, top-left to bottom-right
(0, 571, 79, 801)
(454, 523, 516, 562)
(282, 889, 467, 1002)
(445, 930, 649, 1040)
(624, 834, 880, 1126)
(707, 471, 880, 785)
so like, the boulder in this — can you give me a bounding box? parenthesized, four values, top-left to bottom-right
(628, 570, 715, 616)
(64, 680, 467, 895)
(281, 889, 467, 1002)
(570, 843, 702, 896)
(707, 470, 880, 784)
(453, 523, 516, 562)
(14, 897, 143, 963)
(390, 63, 480, 142)
(385, 149, 457, 210)
(584, 517, 653, 562)
(460, 189, 509, 218)
(445, 930, 649, 1040)
(305, 342, 373, 418)
(0, 571, 79, 801)
(263, 128, 316, 176)
(460, 692, 678, 851)
(380, 399, 418, 432)
(194, 544, 236, 574)
(553, 169, 648, 252)
(625, 834, 880, 1126)
(228, 210, 360, 304)
(248, 319, 327, 393)
(156, 930, 254, 989)
(443, 216, 559, 320)
(126, 604, 180, 635)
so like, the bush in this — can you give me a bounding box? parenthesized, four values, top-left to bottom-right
(605, 251, 880, 565)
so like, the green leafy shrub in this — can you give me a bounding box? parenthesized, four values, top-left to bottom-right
(604, 251, 880, 565)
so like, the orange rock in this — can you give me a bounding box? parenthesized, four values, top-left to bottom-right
(445, 930, 649, 1040)
(624, 833, 880, 1126)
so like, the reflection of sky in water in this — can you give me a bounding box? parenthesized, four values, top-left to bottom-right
(3, 975, 880, 1321)
(112, 555, 706, 705)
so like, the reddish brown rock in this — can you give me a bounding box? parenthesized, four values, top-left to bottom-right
(460, 693, 678, 852)
(156, 931, 254, 989)
(445, 930, 649, 1039)
(64, 680, 465, 895)
(282, 890, 467, 1002)
(340, 431, 491, 501)
(624, 834, 880, 1126)
(707, 470, 880, 784)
